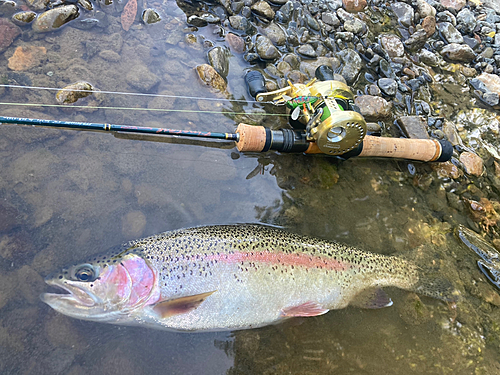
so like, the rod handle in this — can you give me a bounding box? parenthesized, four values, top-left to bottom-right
(358, 136, 452, 162)
(236, 123, 267, 152)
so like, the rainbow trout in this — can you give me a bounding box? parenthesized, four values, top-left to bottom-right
(41, 225, 455, 331)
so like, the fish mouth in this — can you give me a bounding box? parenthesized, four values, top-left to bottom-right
(40, 278, 97, 308)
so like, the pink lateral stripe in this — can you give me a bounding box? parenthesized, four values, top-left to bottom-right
(212, 251, 352, 271)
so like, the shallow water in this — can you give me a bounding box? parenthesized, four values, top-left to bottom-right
(1, 1, 500, 374)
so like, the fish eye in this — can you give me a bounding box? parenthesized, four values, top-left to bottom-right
(74, 264, 96, 282)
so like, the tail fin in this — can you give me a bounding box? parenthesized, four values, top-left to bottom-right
(399, 245, 461, 303)
(411, 272, 460, 302)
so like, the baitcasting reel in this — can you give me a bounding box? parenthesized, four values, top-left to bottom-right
(239, 66, 452, 163)
(252, 66, 366, 156)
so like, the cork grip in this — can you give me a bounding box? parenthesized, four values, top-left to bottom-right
(236, 123, 267, 152)
(359, 136, 442, 162)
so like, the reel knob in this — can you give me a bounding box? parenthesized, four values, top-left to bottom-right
(314, 109, 367, 155)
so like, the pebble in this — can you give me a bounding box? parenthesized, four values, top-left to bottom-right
(404, 29, 428, 51)
(208, 46, 230, 78)
(422, 16, 436, 37)
(456, 8, 476, 34)
(391, 2, 414, 28)
(251, 0, 275, 20)
(263, 22, 287, 46)
(378, 77, 398, 96)
(416, 0, 436, 18)
(440, 0, 466, 11)
(226, 33, 245, 53)
(322, 12, 340, 27)
(459, 151, 484, 176)
(296, 44, 317, 58)
(397, 116, 430, 139)
(419, 49, 440, 67)
(337, 48, 362, 84)
(437, 22, 464, 44)
(440, 43, 476, 62)
(255, 35, 280, 60)
(354, 95, 392, 120)
(11, 11, 37, 25)
(55, 81, 94, 104)
(142, 8, 161, 25)
(195, 64, 227, 93)
(379, 34, 404, 57)
(32, 5, 79, 33)
(342, 0, 367, 12)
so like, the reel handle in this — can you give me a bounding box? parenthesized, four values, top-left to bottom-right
(236, 124, 453, 162)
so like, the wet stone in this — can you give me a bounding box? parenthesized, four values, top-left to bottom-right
(343, 17, 365, 34)
(456, 8, 476, 33)
(440, 43, 476, 62)
(442, 120, 461, 146)
(404, 29, 428, 51)
(229, 15, 248, 31)
(226, 33, 244, 54)
(251, 0, 275, 20)
(416, 0, 436, 18)
(437, 22, 463, 44)
(11, 11, 37, 24)
(25, 0, 49, 11)
(142, 8, 161, 25)
(379, 34, 404, 58)
(322, 12, 340, 27)
(477, 73, 500, 96)
(32, 5, 79, 32)
(419, 49, 440, 67)
(336, 48, 362, 84)
(195, 63, 227, 93)
(354, 95, 392, 120)
(483, 92, 500, 107)
(306, 14, 320, 31)
(422, 16, 436, 37)
(0, 18, 20, 52)
(263, 22, 287, 46)
(397, 116, 429, 139)
(342, 0, 366, 12)
(296, 43, 317, 58)
(256, 35, 280, 60)
(378, 78, 397, 96)
(208, 46, 230, 78)
(440, 0, 466, 11)
(460, 151, 484, 176)
(391, 2, 414, 27)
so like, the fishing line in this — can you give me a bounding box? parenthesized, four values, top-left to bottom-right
(0, 101, 290, 117)
(0, 84, 275, 105)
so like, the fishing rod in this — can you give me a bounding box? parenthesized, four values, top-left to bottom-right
(0, 65, 453, 162)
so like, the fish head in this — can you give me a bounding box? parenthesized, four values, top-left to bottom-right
(41, 249, 159, 323)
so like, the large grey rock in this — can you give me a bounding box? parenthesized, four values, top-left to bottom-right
(263, 22, 286, 46)
(336, 48, 362, 84)
(440, 43, 476, 62)
(208, 46, 230, 78)
(391, 2, 414, 27)
(437, 22, 463, 44)
(255, 35, 280, 60)
(379, 34, 404, 57)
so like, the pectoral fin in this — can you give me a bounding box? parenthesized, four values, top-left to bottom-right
(153, 290, 216, 318)
(281, 301, 329, 317)
(350, 287, 393, 309)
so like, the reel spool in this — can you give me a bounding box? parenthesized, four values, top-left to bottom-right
(252, 67, 366, 155)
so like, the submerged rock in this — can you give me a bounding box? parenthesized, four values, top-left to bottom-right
(0, 18, 21, 52)
(379, 34, 404, 58)
(32, 5, 79, 32)
(7, 45, 46, 71)
(460, 152, 483, 177)
(342, 0, 366, 12)
(226, 33, 244, 53)
(255, 35, 280, 60)
(208, 46, 230, 78)
(11, 11, 37, 25)
(195, 63, 227, 93)
(142, 8, 161, 25)
(55, 81, 94, 104)
(397, 116, 429, 139)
